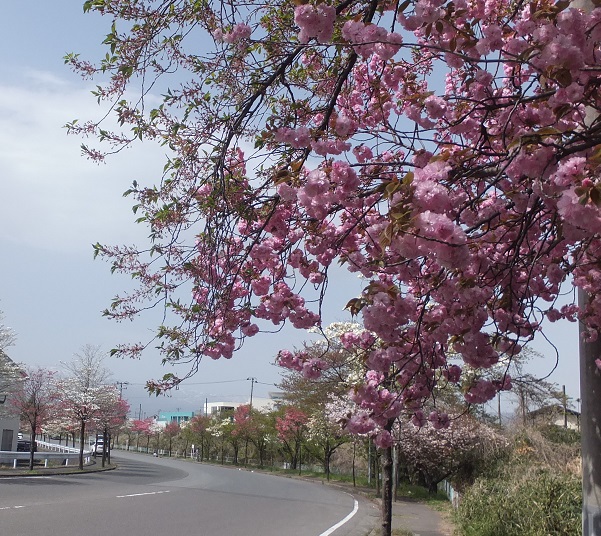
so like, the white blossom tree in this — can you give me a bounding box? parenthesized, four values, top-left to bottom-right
(60, 345, 113, 469)
(397, 415, 507, 494)
(0, 309, 16, 352)
(305, 399, 351, 480)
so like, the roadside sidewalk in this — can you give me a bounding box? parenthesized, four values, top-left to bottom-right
(367, 497, 454, 536)
(281, 474, 454, 536)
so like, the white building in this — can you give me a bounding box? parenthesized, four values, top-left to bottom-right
(0, 351, 23, 451)
(203, 397, 277, 416)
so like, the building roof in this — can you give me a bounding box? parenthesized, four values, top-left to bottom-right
(528, 404, 580, 418)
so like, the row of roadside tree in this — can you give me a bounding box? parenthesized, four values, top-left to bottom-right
(6, 345, 129, 470)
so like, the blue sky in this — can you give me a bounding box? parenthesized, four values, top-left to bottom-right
(0, 2, 581, 417)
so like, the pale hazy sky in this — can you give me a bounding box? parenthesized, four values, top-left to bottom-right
(0, 2, 581, 417)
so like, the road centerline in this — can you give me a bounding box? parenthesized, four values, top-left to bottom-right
(116, 490, 171, 498)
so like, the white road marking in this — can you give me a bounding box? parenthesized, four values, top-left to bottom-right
(319, 498, 359, 536)
(0, 506, 26, 510)
(116, 490, 170, 498)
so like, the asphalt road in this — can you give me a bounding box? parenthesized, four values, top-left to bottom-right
(0, 450, 377, 536)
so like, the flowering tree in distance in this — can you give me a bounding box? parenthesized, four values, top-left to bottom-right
(397, 415, 507, 494)
(93, 388, 130, 466)
(68, 1, 601, 533)
(11, 367, 59, 470)
(163, 421, 181, 456)
(131, 417, 154, 452)
(61, 345, 113, 469)
(276, 407, 309, 470)
(188, 414, 212, 461)
(0, 308, 16, 352)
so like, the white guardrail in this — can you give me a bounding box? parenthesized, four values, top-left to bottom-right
(0, 441, 92, 469)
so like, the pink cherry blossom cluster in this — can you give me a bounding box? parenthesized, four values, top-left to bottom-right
(213, 23, 252, 44)
(342, 20, 403, 60)
(294, 4, 336, 44)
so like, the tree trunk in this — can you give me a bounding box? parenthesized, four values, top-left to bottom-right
(78, 421, 86, 470)
(102, 428, 109, 467)
(393, 445, 398, 503)
(352, 441, 356, 488)
(380, 445, 393, 536)
(29, 422, 37, 471)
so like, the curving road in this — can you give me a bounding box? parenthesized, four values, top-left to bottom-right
(0, 450, 377, 536)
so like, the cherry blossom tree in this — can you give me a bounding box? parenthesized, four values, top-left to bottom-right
(131, 417, 154, 452)
(132, 418, 154, 453)
(276, 407, 309, 470)
(231, 404, 254, 465)
(10, 367, 59, 470)
(93, 389, 130, 466)
(163, 421, 180, 456)
(188, 414, 213, 461)
(68, 1, 601, 533)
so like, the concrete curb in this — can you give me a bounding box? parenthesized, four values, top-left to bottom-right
(0, 462, 117, 478)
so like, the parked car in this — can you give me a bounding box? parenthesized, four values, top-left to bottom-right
(17, 439, 37, 452)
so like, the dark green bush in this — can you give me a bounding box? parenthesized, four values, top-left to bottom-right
(455, 468, 581, 536)
(540, 424, 580, 445)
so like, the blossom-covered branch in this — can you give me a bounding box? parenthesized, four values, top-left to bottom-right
(68, 1, 601, 441)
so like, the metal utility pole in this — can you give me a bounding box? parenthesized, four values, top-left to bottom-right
(244, 378, 257, 466)
(247, 377, 257, 412)
(116, 381, 129, 399)
(580, 290, 601, 535)
(574, 2, 601, 533)
(562, 385, 568, 429)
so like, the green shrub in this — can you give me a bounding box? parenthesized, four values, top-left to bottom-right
(540, 425, 580, 445)
(455, 468, 581, 536)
